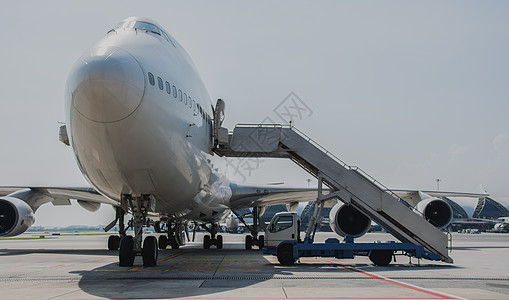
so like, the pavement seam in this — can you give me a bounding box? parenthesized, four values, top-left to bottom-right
(282, 287, 289, 299)
(46, 287, 81, 300)
(211, 244, 229, 277)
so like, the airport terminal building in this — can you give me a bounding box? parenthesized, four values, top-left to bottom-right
(444, 197, 469, 219)
(472, 197, 509, 219)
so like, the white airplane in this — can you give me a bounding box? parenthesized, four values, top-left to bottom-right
(493, 217, 509, 232)
(0, 17, 315, 267)
(224, 212, 240, 233)
(0, 17, 487, 267)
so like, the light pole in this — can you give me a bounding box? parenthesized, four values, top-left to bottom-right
(436, 179, 442, 191)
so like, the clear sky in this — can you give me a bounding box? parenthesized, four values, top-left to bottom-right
(1, 1, 508, 226)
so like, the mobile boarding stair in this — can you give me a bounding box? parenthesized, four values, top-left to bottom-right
(214, 124, 453, 263)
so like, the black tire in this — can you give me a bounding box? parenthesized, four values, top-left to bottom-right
(108, 235, 120, 250)
(277, 244, 295, 266)
(158, 235, 168, 249)
(257, 235, 264, 249)
(119, 235, 135, 267)
(142, 236, 158, 267)
(204, 235, 211, 249)
(169, 235, 180, 249)
(245, 235, 252, 250)
(177, 229, 186, 246)
(369, 250, 393, 266)
(216, 235, 223, 249)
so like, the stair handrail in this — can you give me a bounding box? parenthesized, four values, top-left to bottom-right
(234, 123, 402, 201)
(287, 125, 403, 200)
(234, 124, 451, 261)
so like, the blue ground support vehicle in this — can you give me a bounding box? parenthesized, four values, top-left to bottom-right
(262, 212, 442, 266)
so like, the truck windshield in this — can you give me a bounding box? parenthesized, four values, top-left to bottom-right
(269, 215, 293, 233)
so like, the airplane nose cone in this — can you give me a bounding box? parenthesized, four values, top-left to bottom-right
(69, 47, 144, 123)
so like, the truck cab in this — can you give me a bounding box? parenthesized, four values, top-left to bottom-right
(265, 212, 299, 247)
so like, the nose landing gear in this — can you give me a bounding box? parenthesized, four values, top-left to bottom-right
(114, 194, 159, 267)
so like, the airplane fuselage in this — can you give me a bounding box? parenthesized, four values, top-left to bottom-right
(65, 17, 231, 222)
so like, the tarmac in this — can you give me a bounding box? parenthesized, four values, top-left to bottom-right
(1, 231, 508, 299)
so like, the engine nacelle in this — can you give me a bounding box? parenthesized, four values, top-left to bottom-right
(0, 197, 35, 237)
(415, 198, 453, 228)
(329, 203, 371, 238)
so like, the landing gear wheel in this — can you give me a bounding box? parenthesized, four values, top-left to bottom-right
(158, 235, 168, 249)
(119, 236, 135, 267)
(108, 235, 120, 250)
(177, 229, 186, 247)
(369, 250, 393, 266)
(216, 235, 223, 249)
(169, 235, 180, 249)
(204, 235, 211, 249)
(258, 235, 264, 249)
(245, 235, 252, 250)
(142, 236, 158, 267)
(277, 244, 295, 266)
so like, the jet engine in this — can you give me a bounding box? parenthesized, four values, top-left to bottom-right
(0, 197, 35, 237)
(329, 203, 371, 238)
(414, 198, 453, 228)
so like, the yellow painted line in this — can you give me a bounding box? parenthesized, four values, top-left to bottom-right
(157, 252, 185, 263)
(129, 252, 185, 271)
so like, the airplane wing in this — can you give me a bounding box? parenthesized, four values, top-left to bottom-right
(0, 186, 118, 212)
(229, 183, 490, 211)
(228, 182, 319, 210)
(389, 189, 488, 208)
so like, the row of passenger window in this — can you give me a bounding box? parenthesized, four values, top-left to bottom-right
(148, 72, 211, 124)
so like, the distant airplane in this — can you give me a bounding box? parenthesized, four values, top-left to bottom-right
(224, 212, 240, 233)
(0, 17, 487, 267)
(493, 217, 509, 232)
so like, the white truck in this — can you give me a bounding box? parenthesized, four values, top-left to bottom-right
(263, 211, 442, 266)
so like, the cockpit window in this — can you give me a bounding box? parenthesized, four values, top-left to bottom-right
(162, 31, 176, 47)
(134, 21, 161, 35)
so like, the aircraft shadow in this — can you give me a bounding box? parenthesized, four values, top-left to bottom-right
(0, 248, 117, 257)
(72, 245, 458, 299)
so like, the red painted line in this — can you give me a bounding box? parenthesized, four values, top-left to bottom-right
(171, 297, 451, 300)
(160, 298, 444, 300)
(105, 296, 453, 300)
(327, 261, 456, 299)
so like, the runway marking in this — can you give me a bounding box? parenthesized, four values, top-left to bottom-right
(327, 261, 462, 300)
(129, 252, 185, 271)
(157, 251, 185, 263)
